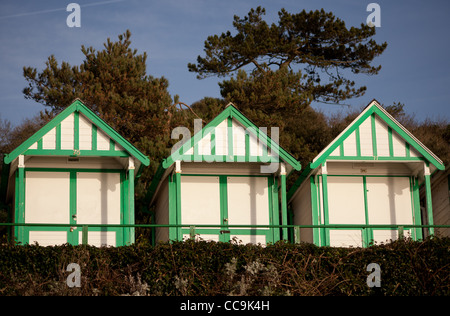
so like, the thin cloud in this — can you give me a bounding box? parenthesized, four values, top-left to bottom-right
(0, 0, 125, 20)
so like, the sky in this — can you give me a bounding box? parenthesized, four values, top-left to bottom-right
(0, 0, 449, 127)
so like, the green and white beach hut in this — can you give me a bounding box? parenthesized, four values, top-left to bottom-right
(287, 100, 445, 247)
(0, 99, 150, 247)
(147, 103, 301, 245)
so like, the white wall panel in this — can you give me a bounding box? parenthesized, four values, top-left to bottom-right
(392, 131, 406, 157)
(343, 131, 357, 156)
(214, 120, 228, 155)
(231, 234, 266, 245)
(329, 230, 363, 247)
(375, 117, 390, 156)
(79, 114, 93, 150)
(232, 120, 246, 156)
(180, 176, 221, 225)
(327, 176, 366, 224)
(76, 172, 121, 224)
(359, 119, 373, 156)
(96, 129, 110, 151)
(60, 113, 74, 150)
(25, 171, 71, 224)
(366, 177, 413, 225)
(29, 231, 67, 246)
(42, 127, 56, 150)
(226, 177, 269, 226)
(79, 231, 116, 247)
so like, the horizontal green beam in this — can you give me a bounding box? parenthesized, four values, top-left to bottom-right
(1, 223, 448, 229)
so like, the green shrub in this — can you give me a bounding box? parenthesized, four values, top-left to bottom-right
(0, 237, 448, 296)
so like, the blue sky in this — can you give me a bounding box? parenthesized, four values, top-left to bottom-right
(0, 0, 449, 126)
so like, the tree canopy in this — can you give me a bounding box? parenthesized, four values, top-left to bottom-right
(189, 7, 387, 105)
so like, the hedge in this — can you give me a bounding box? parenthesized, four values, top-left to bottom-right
(0, 237, 448, 296)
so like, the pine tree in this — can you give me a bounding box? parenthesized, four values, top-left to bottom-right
(22, 30, 192, 216)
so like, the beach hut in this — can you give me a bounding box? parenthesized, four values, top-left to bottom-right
(287, 100, 445, 247)
(0, 99, 150, 246)
(147, 103, 301, 245)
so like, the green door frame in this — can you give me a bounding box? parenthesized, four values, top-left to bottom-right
(172, 174, 278, 243)
(15, 168, 128, 246)
(312, 174, 421, 247)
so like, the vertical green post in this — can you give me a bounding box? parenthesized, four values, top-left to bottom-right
(82, 225, 88, 245)
(128, 161, 135, 245)
(321, 163, 330, 246)
(168, 174, 177, 241)
(17, 155, 25, 243)
(424, 163, 434, 236)
(310, 176, 320, 246)
(175, 161, 182, 241)
(280, 164, 288, 240)
(294, 226, 301, 244)
(190, 226, 196, 240)
(398, 226, 404, 240)
(412, 177, 423, 240)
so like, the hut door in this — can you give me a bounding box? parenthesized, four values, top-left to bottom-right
(24, 170, 122, 246)
(180, 175, 272, 244)
(75, 172, 121, 247)
(180, 175, 222, 242)
(226, 176, 271, 245)
(24, 171, 71, 246)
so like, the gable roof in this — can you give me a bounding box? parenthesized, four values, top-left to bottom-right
(162, 103, 301, 170)
(287, 99, 445, 200)
(145, 103, 301, 204)
(3, 99, 150, 167)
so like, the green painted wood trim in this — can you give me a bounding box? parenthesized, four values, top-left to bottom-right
(309, 102, 444, 171)
(18, 168, 127, 246)
(267, 176, 275, 243)
(412, 177, 423, 240)
(321, 172, 330, 246)
(127, 168, 135, 244)
(227, 117, 233, 161)
(310, 176, 320, 245)
(161, 104, 301, 171)
(91, 124, 97, 150)
(362, 176, 372, 246)
(219, 175, 229, 242)
(23, 149, 130, 157)
(271, 176, 280, 242)
(74, 111, 80, 151)
(17, 166, 25, 243)
(372, 106, 444, 169)
(388, 127, 394, 157)
(424, 173, 434, 235)
(355, 126, 361, 157)
(4, 100, 149, 166)
(311, 107, 376, 169)
(69, 171, 77, 230)
(371, 113, 378, 158)
(55, 124, 61, 150)
(326, 156, 425, 162)
(168, 174, 177, 241)
(280, 173, 288, 240)
(175, 172, 182, 240)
